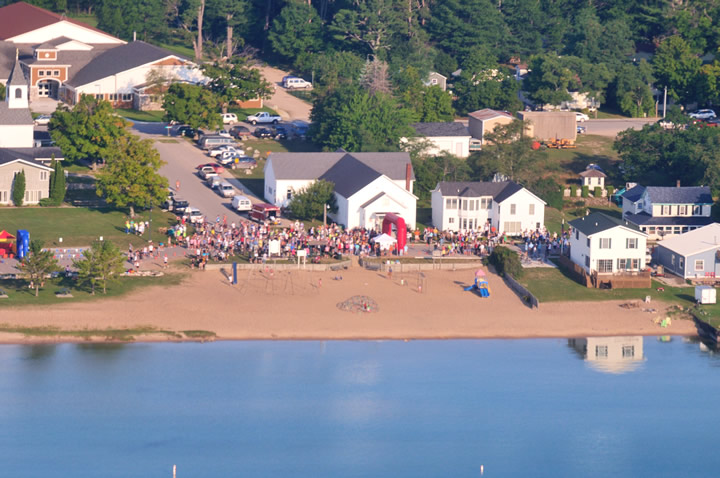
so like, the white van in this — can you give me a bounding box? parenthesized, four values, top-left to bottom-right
(217, 181, 235, 198)
(283, 77, 312, 89)
(221, 113, 238, 124)
(199, 135, 235, 150)
(232, 195, 252, 211)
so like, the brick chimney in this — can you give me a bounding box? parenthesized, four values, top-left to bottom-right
(676, 179, 681, 188)
(405, 163, 412, 191)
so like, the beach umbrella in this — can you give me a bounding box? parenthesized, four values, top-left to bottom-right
(475, 269, 486, 278)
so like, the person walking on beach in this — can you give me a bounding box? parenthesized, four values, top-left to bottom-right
(388, 266, 393, 280)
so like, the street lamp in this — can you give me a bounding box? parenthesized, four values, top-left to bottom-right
(323, 204, 329, 228)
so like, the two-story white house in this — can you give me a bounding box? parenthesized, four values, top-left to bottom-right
(621, 184, 713, 240)
(431, 181, 545, 234)
(264, 151, 417, 231)
(569, 212, 648, 275)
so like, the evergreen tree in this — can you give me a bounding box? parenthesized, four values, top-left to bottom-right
(12, 170, 25, 207)
(48, 156, 66, 205)
(269, 1, 323, 61)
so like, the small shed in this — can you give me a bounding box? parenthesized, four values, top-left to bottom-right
(579, 169, 606, 188)
(517, 111, 577, 141)
(696, 285, 716, 304)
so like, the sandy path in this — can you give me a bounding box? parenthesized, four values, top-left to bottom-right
(259, 65, 312, 122)
(0, 265, 695, 343)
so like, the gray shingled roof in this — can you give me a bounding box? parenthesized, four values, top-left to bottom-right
(646, 186, 712, 204)
(436, 181, 532, 204)
(412, 122, 470, 137)
(579, 169, 606, 178)
(0, 103, 33, 125)
(35, 36, 72, 49)
(570, 212, 642, 236)
(319, 154, 381, 198)
(268, 152, 414, 181)
(0, 148, 54, 169)
(622, 185, 645, 202)
(65, 41, 178, 87)
(624, 212, 713, 227)
(7, 57, 27, 86)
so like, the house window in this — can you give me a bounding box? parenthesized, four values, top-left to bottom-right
(39, 70, 45, 76)
(696, 260, 705, 272)
(648, 227, 656, 234)
(469, 200, 475, 211)
(503, 222, 522, 234)
(431, 78, 438, 85)
(575, 230, 579, 240)
(595, 345, 608, 358)
(445, 198, 452, 209)
(622, 345, 635, 358)
(597, 259, 613, 273)
(95, 94, 103, 99)
(679, 258, 684, 270)
(618, 258, 639, 270)
(122, 93, 132, 102)
(585, 256, 590, 267)
(618, 258, 626, 270)
(480, 198, 492, 209)
(40, 171, 47, 181)
(462, 218, 468, 229)
(679, 205, 687, 215)
(599, 238, 612, 249)
(0, 191, 6, 202)
(671, 254, 675, 266)
(587, 238, 590, 247)
(510, 204, 516, 215)
(626, 238, 637, 249)
(448, 217, 455, 224)
(462, 199, 468, 211)
(286, 189, 292, 200)
(693, 205, 701, 215)
(529, 204, 535, 215)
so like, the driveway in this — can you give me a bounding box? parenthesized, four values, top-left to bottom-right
(259, 65, 312, 122)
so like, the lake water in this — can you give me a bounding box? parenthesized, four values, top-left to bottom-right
(2, 337, 720, 478)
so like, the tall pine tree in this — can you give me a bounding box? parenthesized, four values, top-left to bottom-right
(12, 170, 26, 207)
(49, 157, 66, 205)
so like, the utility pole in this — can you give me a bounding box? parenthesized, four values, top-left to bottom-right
(663, 87, 667, 118)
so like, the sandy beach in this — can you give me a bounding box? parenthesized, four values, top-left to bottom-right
(0, 264, 697, 343)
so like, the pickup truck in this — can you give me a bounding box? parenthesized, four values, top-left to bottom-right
(246, 111, 281, 125)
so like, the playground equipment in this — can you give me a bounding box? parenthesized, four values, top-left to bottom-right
(465, 278, 491, 298)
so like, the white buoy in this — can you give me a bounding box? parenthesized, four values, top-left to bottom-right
(173, 465, 176, 478)
(480, 465, 484, 475)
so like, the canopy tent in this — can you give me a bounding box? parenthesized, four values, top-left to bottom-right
(371, 233, 397, 250)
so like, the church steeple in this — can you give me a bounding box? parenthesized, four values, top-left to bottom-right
(6, 50, 29, 110)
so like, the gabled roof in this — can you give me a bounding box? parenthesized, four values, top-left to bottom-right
(0, 149, 54, 170)
(268, 152, 414, 181)
(622, 185, 646, 202)
(0, 2, 114, 41)
(0, 103, 33, 125)
(570, 212, 644, 236)
(7, 57, 27, 86)
(412, 122, 470, 137)
(434, 181, 544, 204)
(645, 186, 712, 204)
(65, 41, 183, 87)
(319, 154, 382, 198)
(579, 169, 606, 178)
(468, 109, 513, 121)
(656, 223, 720, 256)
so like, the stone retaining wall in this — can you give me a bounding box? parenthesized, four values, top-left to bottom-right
(204, 260, 352, 272)
(503, 274, 540, 309)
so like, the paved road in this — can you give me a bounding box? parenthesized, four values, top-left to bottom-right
(582, 118, 656, 137)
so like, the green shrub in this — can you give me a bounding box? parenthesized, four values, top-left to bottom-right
(489, 246, 523, 279)
(570, 185, 577, 197)
(607, 185, 615, 196)
(574, 200, 585, 207)
(581, 185, 589, 198)
(594, 186, 602, 197)
(529, 177, 563, 210)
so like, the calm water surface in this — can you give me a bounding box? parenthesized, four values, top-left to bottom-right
(1, 337, 720, 478)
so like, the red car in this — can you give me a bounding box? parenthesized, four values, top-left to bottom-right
(195, 163, 224, 173)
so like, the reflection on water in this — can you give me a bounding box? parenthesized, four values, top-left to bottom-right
(568, 336, 645, 374)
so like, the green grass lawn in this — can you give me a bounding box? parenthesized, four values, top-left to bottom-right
(0, 273, 184, 309)
(241, 139, 319, 157)
(65, 12, 98, 28)
(115, 109, 165, 122)
(519, 266, 695, 305)
(157, 40, 196, 60)
(544, 134, 622, 186)
(0, 207, 178, 248)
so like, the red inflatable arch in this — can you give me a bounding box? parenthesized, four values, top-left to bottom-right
(381, 213, 407, 251)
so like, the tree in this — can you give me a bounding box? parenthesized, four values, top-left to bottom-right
(614, 61, 655, 117)
(48, 157, 66, 205)
(97, 0, 168, 42)
(294, 50, 365, 93)
(523, 54, 575, 107)
(269, 1, 323, 61)
(19, 241, 59, 297)
(653, 36, 702, 103)
(96, 135, 169, 217)
(467, 120, 544, 184)
(206, 0, 249, 58)
(0, 82, 5, 100)
(409, 150, 471, 202)
(202, 59, 274, 113)
(359, 57, 392, 96)
(329, 0, 405, 58)
(73, 240, 126, 295)
(418, 86, 455, 122)
(12, 170, 25, 207)
(287, 180, 337, 221)
(48, 95, 130, 168)
(162, 83, 222, 131)
(310, 84, 414, 152)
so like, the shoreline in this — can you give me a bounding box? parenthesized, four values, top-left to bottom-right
(0, 266, 698, 345)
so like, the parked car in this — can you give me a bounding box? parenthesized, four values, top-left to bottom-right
(283, 77, 312, 89)
(689, 109, 716, 120)
(273, 124, 289, 139)
(228, 125, 251, 139)
(196, 163, 224, 174)
(217, 181, 236, 198)
(233, 157, 257, 169)
(208, 145, 240, 157)
(253, 127, 274, 138)
(577, 125, 586, 134)
(206, 176, 223, 189)
(217, 153, 255, 166)
(183, 207, 204, 224)
(176, 125, 196, 137)
(706, 118, 720, 127)
(575, 112, 589, 122)
(245, 112, 282, 125)
(290, 120, 309, 137)
(221, 113, 238, 124)
(33, 114, 52, 125)
(169, 199, 189, 213)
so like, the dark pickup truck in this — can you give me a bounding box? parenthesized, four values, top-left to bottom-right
(168, 199, 189, 213)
